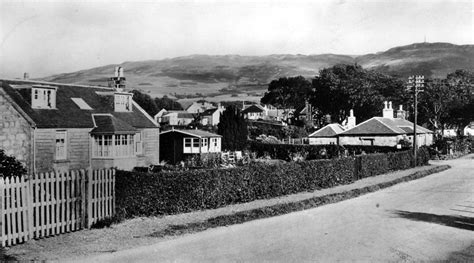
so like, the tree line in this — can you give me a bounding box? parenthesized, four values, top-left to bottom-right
(261, 64, 473, 135)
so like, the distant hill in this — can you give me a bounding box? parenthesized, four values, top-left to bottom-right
(42, 42, 473, 101)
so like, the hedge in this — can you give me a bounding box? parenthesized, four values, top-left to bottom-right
(116, 147, 431, 218)
(249, 141, 344, 161)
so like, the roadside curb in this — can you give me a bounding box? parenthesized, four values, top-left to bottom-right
(149, 165, 451, 238)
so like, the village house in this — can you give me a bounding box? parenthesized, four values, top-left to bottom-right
(338, 101, 434, 147)
(199, 106, 225, 126)
(185, 101, 216, 113)
(308, 123, 346, 145)
(155, 110, 195, 126)
(0, 67, 160, 173)
(159, 129, 222, 164)
(242, 104, 265, 120)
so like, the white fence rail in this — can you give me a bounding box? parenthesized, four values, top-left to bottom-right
(1, 168, 115, 247)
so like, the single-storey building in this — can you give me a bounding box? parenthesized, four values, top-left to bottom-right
(158, 110, 195, 126)
(0, 71, 159, 173)
(159, 129, 222, 164)
(338, 102, 433, 147)
(308, 123, 345, 145)
(242, 104, 265, 120)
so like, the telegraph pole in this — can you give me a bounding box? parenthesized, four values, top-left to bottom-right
(407, 75, 424, 166)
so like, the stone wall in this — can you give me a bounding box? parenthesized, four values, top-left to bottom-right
(0, 89, 33, 173)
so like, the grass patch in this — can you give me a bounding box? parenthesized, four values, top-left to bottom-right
(148, 165, 450, 238)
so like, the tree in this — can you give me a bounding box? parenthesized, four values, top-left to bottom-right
(311, 64, 408, 123)
(261, 76, 312, 110)
(217, 105, 248, 151)
(0, 150, 26, 178)
(132, 90, 159, 116)
(154, 96, 183, 111)
(418, 70, 474, 136)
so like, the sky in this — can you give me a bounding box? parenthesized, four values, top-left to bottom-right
(0, 0, 472, 78)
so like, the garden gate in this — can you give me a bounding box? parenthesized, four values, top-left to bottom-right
(0, 168, 115, 247)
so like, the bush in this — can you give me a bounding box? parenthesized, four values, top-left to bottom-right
(249, 141, 344, 161)
(0, 149, 27, 178)
(116, 148, 428, 218)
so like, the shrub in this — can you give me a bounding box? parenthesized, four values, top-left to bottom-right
(249, 141, 344, 161)
(0, 149, 27, 178)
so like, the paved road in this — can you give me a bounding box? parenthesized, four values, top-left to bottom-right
(84, 156, 474, 262)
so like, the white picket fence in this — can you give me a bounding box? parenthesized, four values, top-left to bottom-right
(0, 168, 115, 247)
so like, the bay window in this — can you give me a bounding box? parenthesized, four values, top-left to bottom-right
(92, 134, 135, 158)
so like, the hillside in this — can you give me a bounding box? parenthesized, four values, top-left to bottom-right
(42, 42, 473, 101)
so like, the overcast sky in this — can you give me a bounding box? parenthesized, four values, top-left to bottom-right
(0, 0, 472, 78)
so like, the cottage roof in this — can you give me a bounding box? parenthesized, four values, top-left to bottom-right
(160, 129, 222, 138)
(201, 108, 219, 116)
(309, 124, 345, 138)
(1, 80, 157, 129)
(91, 114, 137, 134)
(340, 117, 433, 136)
(242, 104, 264, 113)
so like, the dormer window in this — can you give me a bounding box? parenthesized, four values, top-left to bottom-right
(114, 92, 133, 112)
(31, 85, 57, 109)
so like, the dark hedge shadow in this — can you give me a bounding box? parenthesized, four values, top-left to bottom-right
(392, 210, 474, 231)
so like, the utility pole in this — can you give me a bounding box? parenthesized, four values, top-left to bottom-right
(407, 75, 424, 166)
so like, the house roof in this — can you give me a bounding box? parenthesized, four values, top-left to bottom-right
(1, 80, 157, 129)
(91, 114, 137, 134)
(309, 124, 345, 138)
(242, 104, 264, 113)
(340, 117, 433, 136)
(160, 129, 222, 138)
(201, 108, 219, 116)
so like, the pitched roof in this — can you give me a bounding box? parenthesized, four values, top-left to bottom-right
(309, 124, 345, 138)
(160, 129, 222, 138)
(242, 104, 264, 113)
(91, 114, 137, 134)
(1, 80, 157, 129)
(340, 117, 433, 136)
(201, 108, 219, 116)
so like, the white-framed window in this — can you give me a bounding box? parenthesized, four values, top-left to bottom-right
(55, 131, 67, 160)
(32, 86, 57, 109)
(202, 138, 208, 148)
(183, 137, 202, 153)
(92, 134, 135, 158)
(114, 93, 132, 112)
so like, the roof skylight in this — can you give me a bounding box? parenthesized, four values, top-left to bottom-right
(71, 98, 93, 110)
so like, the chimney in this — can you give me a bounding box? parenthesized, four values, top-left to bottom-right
(347, 109, 356, 128)
(382, 101, 394, 119)
(114, 67, 119, 77)
(396, 105, 406, 119)
(118, 67, 124, 78)
(23, 72, 29, 80)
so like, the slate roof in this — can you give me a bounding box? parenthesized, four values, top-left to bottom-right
(1, 80, 157, 129)
(340, 117, 433, 136)
(91, 115, 137, 134)
(242, 104, 264, 113)
(160, 129, 222, 138)
(201, 108, 219, 116)
(309, 124, 345, 138)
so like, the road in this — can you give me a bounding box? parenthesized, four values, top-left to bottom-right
(83, 155, 474, 262)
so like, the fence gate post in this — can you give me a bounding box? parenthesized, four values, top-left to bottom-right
(86, 169, 93, 229)
(0, 177, 4, 247)
(26, 176, 34, 240)
(80, 169, 86, 229)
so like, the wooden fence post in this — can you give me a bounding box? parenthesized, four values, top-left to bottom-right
(80, 169, 86, 229)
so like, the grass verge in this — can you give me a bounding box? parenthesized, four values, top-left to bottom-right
(148, 165, 450, 238)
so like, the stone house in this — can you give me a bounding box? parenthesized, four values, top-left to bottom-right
(0, 78, 159, 173)
(308, 124, 346, 145)
(338, 102, 433, 147)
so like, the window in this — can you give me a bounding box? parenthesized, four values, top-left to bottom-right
(31, 86, 57, 109)
(184, 138, 192, 147)
(92, 134, 134, 158)
(193, 138, 200, 148)
(114, 93, 132, 112)
(55, 131, 67, 160)
(71, 98, 93, 110)
(183, 137, 202, 153)
(202, 138, 208, 148)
